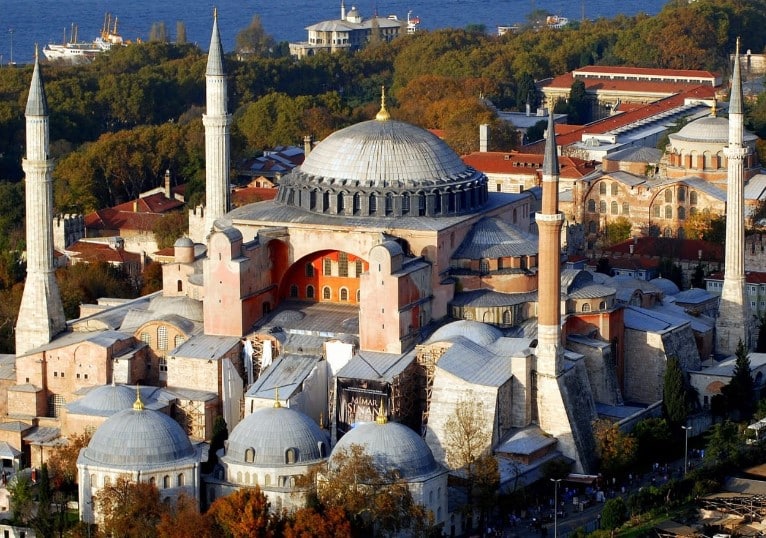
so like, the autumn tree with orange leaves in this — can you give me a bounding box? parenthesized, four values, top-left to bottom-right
(206, 486, 285, 538)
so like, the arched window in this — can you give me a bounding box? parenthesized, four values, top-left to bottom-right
(305, 263, 314, 277)
(503, 310, 512, 324)
(369, 194, 377, 213)
(290, 284, 298, 298)
(356, 289, 361, 302)
(355, 260, 363, 277)
(678, 206, 686, 220)
(665, 205, 672, 219)
(177, 474, 185, 487)
(418, 192, 426, 216)
(318, 442, 327, 458)
(323, 258, 332, 276)
(665, 189, 672, 203)
(599, 182, 606, 195)
(265, 475, 271, 486)
(306, 285, 315, 299)
(587, 199, 596, 212)
(690, 191, 698, 205)
(245, 448, 255, 463)
(611, 183, 618, 196)
(340, 288, 349, 301)
(149, 477, 156, 487)
(285, 448, 297, 464)
(177, 280, 183, 292)
(158, 326, 168, 351)
(582, 303, 591, 312)
(322, 191, 330, 212)
(588, 221, 597, 234)
(690, 207, 697, 216)
(353, 193, 361, 214)
(622, 202, 629, 215)
(385, 193, 393, 215)
(678, 186, 686, 202)
(599, 201, 607, 214)
(653, 205, 660, 218)
(163, 475, 170, 489)
(599, 301, 606, 310)
(337, 193, 345, 213)
(480, 259, 489, 274)
(140, 332, 151, 346)
(402, 193, 410, 214)
(323, 287, 331, 300)
(611, 201, 618, 215)
(338, 253, 349, 277)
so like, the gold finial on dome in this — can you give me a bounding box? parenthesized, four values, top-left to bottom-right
(274, 386, 281, 408)
(133, 385, 144, 411)
(376, 86, 391, 122)
(376, 399, 387, 425)
(711, 98, 717, 118)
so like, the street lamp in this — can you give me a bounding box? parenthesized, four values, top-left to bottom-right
(551, 478, 562, 538)
(682, 425, 692, 477)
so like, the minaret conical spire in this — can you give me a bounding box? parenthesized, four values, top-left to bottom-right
(26, 45, 47, 117)
(729, 37, 742, 116)
(206, 8, 225, 77)
(542, 112, 558, 176)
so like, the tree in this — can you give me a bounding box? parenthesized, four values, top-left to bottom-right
(150, 21, 169, 43)
(658, 258, 684, 290)
(757, 316, 766, 353)
(600, 497, 628, 530)
(31, 464, 53, 538)
(157, 493, 215, 538)
(566, 80, 589, 124)
(722, 339, 755, 420)
(595, 257, 612, 276)
(7, 473, 34, 526)
(444, 395, 499, 531)
(704, 421, 744, 468)
(632, 417, 672, 465)
(603, 217, 632, 247)
(592, 419, 637, 477)
(46, 430, 92, 491)
(283, 506, 352, 538)
(95, 476, 166, 537)
(207, 486, 283, 538)
(235, 16, 276, 57)
(175, 21, 187, 44)
(317, 444, 418, 536)
(152, 211, 189, 249)
(663, 356, 692, 428)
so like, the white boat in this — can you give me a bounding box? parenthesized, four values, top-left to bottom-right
(43, 14, 125, 64)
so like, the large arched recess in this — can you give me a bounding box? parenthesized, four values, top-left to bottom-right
(278, 249, 368, 305)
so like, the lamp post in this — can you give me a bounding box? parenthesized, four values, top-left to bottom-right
(551, 478, 562, 538)
(682, 425, 692, 477)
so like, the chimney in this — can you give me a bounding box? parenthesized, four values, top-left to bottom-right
(479, 124, 489, 153)
(304, 135, 312, 157)
(341, 0, 346, 20)
(629, 244, 634, 255)
(133, 200, 138, 212)
(165, 169, 171, 199)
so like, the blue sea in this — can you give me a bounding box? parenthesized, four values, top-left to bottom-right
(0, 0, 668, 65)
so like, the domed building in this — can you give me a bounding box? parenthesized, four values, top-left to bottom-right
(330, 413, 448, 528)
(207, 402, 329, 511)
(77, 392, 205, 523)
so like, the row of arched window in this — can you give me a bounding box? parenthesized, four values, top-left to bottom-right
(311, 255, 364, 278)
(243, 443, 327, 464)
(580, 301, 607, 312)
(289, 284, 361, 302)
(90, 473, 185, 488)
(587, 199, 630, 215)
(652, 205, 698, 220)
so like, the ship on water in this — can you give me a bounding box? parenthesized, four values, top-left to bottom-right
(43, 13, 126, 64)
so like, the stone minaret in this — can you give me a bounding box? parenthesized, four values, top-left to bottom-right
(203, 9, 231, 235)
(716, 38, 750, 355)
(15, 48, 66, 355)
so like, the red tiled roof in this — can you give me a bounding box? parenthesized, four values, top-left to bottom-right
(604, 237, 724, 263)
(113, 192, 183, 214)
(232, 187, 278, 208)
(572, 65, 718, 80)
(527, 86, 717, 150)
(462, 151, 597, 179)
(84, 207, 165, 233)
(708, 271, 766, 284)
(67, 241, 142, 264)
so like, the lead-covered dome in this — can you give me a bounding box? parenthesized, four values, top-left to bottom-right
(224, 406, 329, 466)
(80, 407, 196, 467)
(671, 114, 757, 144)
(332, 421, 440, 479)
(276, 117, 488, 217)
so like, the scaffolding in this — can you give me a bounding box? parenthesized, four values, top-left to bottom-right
(414, 342, 451, 436)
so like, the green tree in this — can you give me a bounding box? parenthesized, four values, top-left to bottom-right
(176, 21, 187, 44)
(150, 21, 169, 43)
(721, 339, 755, 420)
(663, 356, 691, 428)
(704, 420, 744, 468)
(152, 212, 189, 249)
(7, 474, 35, 526)
(592, 419, 637, 477)
(31, 464, 53, 538)
(658, 258, 684, 290)
(601, 497, 628, 530)
(757, 316, 766, 353)
(566, 80, 589, 124)
(632, 417, 673, 464)
(603, 216, 632, 247)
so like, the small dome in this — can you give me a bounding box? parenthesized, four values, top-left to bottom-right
(332, 421, 439, 479)
(148, 295, 203, 322)
(71, 385, 141, 415)
(81, 408, 195, 467)
(672, 116, 730, 143)
(429, 320, 502, 347)
(225, 407, 328, 466)
(272, 310, 305, 323)
(649, 277, 680, 296)
(174, 237, 194, 248)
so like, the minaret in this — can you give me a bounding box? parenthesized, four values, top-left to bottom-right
(716, 38, 750, 355)
(203, 8, 231, 235)
(535, 112, 564, 377)
(341, 0, 347, 20)
(15, 47, 66, 355)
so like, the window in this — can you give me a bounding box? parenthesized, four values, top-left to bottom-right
(286, 448, 297, 464)
(678, 207, 686, 220)
(611, 183, 618, 196)
(177, 280, 183, 292)
(653, 205, 660, 218)
(355, 260, 363, 277)
(337, 193, 345, 213)
(305, 263, 314, 277)
(323, 287, 331, 300)
(599, 301, 606, 310)
(402, 193, 410, 213)
(599, 201, 606, 214)
(340, 288, 348, 301)
(480, 259, 489, 273)
(245, 448, 255, 463)
(149, 477, 156, 487)
(323, 258, 332, 276)
(163, 475, 170, 488)
(665, 205, 672, 219)
(356, 289, 361, 302)
(140, 332, 151, 346)
(353, 193, 361, 214)
(588, 221, 597, 234)
(385, 193, 393, 215)
(587, 199, 596, 212)
(290, 284, 298, 298)
(690, 207, 697, 216)
(306, 285, 315, 299)
(690, 191, 698, 205)
(158, 326, 168, 351)
(174, 335, 185, 348)
(678, 186, 686, 202)
(582, 303, 591, 312)
(665, 189, 672, 203)
(611, 201, 618, 215)
(159, 357, 167, 372)
(338, 253, 348, 277)
(369, 194, 377, 213)
(599, 182, 606, 195)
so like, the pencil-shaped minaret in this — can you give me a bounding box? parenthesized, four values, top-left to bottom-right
(716, 38, 750, 355)
(536, 112, 564, 376)
(15, 47, 66, 355)
(203, 9, 231, 235)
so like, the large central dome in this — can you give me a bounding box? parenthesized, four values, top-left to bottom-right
(276, 117, 488, 218)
